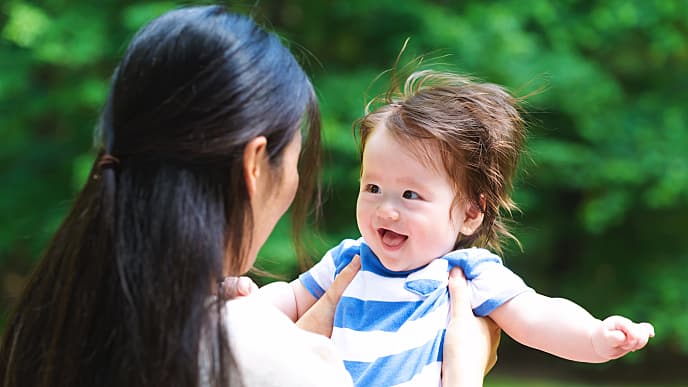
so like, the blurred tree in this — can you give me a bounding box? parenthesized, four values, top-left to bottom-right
(1, 0, 686, 380)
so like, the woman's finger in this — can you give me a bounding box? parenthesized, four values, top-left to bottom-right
(325, 254, 361, 304)
(296, 254, 361, 336)
(443, 267, 501, 386)
(447, 267, 472, 317)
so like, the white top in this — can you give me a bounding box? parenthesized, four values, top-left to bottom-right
(200, 297, 353, 386)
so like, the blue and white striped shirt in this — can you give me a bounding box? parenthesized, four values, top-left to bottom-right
(300, 238, 532, 387)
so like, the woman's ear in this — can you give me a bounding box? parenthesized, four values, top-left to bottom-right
(459, 194, 486, 236)
(243, 136, 268, 199)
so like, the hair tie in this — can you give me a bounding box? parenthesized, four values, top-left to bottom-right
(98, 154, 120, 170)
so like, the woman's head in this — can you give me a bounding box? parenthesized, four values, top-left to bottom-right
(0, 6, 321, 387)
(102, 5, 320, 274)
(356, 70, 525, 254)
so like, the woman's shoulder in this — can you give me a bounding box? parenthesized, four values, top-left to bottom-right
(222, 297, 352, 387)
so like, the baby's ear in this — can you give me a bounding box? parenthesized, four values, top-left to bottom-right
(459, 195, 485, 236)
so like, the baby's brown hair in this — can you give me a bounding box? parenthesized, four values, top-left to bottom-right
(356, 70, 526, 254)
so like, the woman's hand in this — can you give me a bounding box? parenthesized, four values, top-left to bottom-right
(296, 254, 361, 337)
(442, 267, 501, 387)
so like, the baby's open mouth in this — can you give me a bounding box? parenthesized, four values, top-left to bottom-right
(378, 228, 408, 248)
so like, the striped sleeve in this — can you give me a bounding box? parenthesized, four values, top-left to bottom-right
(299, 238, 362, 299)
(444, 248, 534, 316)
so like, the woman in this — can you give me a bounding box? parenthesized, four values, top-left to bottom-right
(0, 5, 497, 387)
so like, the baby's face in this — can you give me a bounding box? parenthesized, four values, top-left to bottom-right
(356, 124, 472, 272)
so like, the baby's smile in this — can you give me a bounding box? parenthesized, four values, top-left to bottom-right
(378, 228, 408, 249)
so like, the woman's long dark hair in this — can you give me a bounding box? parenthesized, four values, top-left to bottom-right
(0, 5, 321, 387)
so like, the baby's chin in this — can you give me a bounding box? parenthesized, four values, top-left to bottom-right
(376, 252, 427, 272)
(373, 244, 451, 273)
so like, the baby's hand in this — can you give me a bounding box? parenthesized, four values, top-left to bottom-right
(591, 315, 655, 360)
(219, 276, 259, 300)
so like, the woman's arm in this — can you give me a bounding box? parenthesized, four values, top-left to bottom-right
(442, 268, 501, 387)
(489, 292, 654, 363)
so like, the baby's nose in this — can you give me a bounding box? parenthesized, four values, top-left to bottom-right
(376, 203, 400, 221)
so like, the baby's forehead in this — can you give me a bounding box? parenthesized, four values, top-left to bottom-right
(366, 130, 454, 179)
(388, 128, 447, 174)
(362, 116, 468, 187)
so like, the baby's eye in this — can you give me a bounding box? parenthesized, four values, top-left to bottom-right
(365, 184, 381, 194)
(402, 190, 420, 200)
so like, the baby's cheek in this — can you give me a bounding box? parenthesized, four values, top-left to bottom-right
(417, 230, 451, 257)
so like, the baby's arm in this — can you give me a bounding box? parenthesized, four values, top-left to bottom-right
(490, 292, 654, 363)
(260, 241, 362, 328)
(258, 280, 318, 322)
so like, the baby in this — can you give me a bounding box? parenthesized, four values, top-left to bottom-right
(262, 70, 654, 386)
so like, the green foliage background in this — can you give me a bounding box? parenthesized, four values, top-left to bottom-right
(1, 0, 686, 382)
